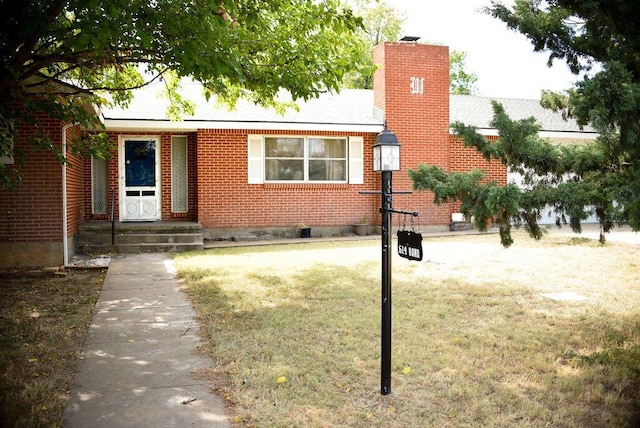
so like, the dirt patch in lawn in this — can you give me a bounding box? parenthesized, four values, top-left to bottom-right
(0, 268, 106, 428)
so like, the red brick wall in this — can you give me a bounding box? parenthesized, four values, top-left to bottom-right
(0, 114, 72, 266)
(374, 45, 386, 113)
(196, 129, 379, 229)
(373, 42, 453, 226)
(64, 125, 85, 239)
(448, 135, 508, 214)
(0, 114, 64, 242)
(449, 135, 507, 185)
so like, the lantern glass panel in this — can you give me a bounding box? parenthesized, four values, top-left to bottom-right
(380, 144, 400, 171)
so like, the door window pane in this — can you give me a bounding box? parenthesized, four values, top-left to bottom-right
(125, 140, 156, 187)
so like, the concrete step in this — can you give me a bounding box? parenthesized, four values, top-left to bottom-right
(77, 233, 203, 246)
(81, 243, 205, 254)
(79, 222, 203, 234)
(76, 222, 204, 254)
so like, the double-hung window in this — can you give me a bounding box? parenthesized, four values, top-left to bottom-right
(265, 137, 347, 182)
(248, 135, 363, 184)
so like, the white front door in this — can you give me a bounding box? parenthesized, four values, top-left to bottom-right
(119, 137, 161, 221)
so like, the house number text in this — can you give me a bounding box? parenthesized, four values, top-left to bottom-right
(410, 77, 424, 94)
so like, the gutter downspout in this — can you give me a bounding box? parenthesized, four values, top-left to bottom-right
(61, 123, 75, 267)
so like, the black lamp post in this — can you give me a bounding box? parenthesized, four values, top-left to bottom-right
(372, 125, 401, 395)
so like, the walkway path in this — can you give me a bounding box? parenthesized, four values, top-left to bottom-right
(549, 223, 640, 244)
(64, 253, 229, 427)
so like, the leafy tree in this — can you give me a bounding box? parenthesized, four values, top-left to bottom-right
(450, 50, 479, 95)
(344, 1, 478, 95)
(344, 0, 405, 89)
(409, 0, 640, 245)
(0, 0, 364, 189)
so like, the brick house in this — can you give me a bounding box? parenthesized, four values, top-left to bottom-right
(0, 41, 596, 267)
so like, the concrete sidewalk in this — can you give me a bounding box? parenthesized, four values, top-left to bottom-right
(64, 253, 230, 427)
(551, 223, 640, 244)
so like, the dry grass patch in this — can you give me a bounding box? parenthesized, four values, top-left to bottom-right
(174, 233, 640, 427)
(0, 269, 105, 427)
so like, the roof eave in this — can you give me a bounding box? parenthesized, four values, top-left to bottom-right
(450, 127, 600, 140)
(101, 119, 384, 133)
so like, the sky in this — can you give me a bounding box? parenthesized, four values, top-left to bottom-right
(386, 0, 580, 100)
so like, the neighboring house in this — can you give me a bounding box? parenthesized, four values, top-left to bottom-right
(0, 41, 596, 268)
(451, 95, 599, 224)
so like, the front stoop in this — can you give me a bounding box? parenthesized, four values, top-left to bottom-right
(76, 221, 204, 254)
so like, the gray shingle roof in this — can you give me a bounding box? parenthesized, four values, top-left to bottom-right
(102, 81, 595, 135)
(103, 80, 380, 127)
(450, 94, 597, 134)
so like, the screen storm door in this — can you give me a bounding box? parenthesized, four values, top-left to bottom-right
(119, 137, 161, 221)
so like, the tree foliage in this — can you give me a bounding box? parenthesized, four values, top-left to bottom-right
(450, 50, 479, 96)
(343, 0, 405, 89)
(0, 0, 364, 189)
(344, 1, 479, 95)
(410, 0, 640, 246)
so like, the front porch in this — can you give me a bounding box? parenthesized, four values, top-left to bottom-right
(75, 221, 204, 254)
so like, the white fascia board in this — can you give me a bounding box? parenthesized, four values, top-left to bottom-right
(103, 119, 384, 133)
(537, 130, 599, 139)
(450, 127, 599, 140)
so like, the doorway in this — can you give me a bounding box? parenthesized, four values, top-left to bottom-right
(119, 137, 161, 221)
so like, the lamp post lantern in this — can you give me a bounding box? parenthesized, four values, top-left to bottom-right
(373, 125, 401, 395)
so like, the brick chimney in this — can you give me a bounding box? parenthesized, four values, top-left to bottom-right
(373, 40, 452, 227)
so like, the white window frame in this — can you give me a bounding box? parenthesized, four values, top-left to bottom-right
(247, 135, 363, 185)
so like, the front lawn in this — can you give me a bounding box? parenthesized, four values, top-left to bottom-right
(0, 269, 105, 427)
(174, 233, 640, 427)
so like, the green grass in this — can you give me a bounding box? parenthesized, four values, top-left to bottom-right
(174, 234, 640, 427)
